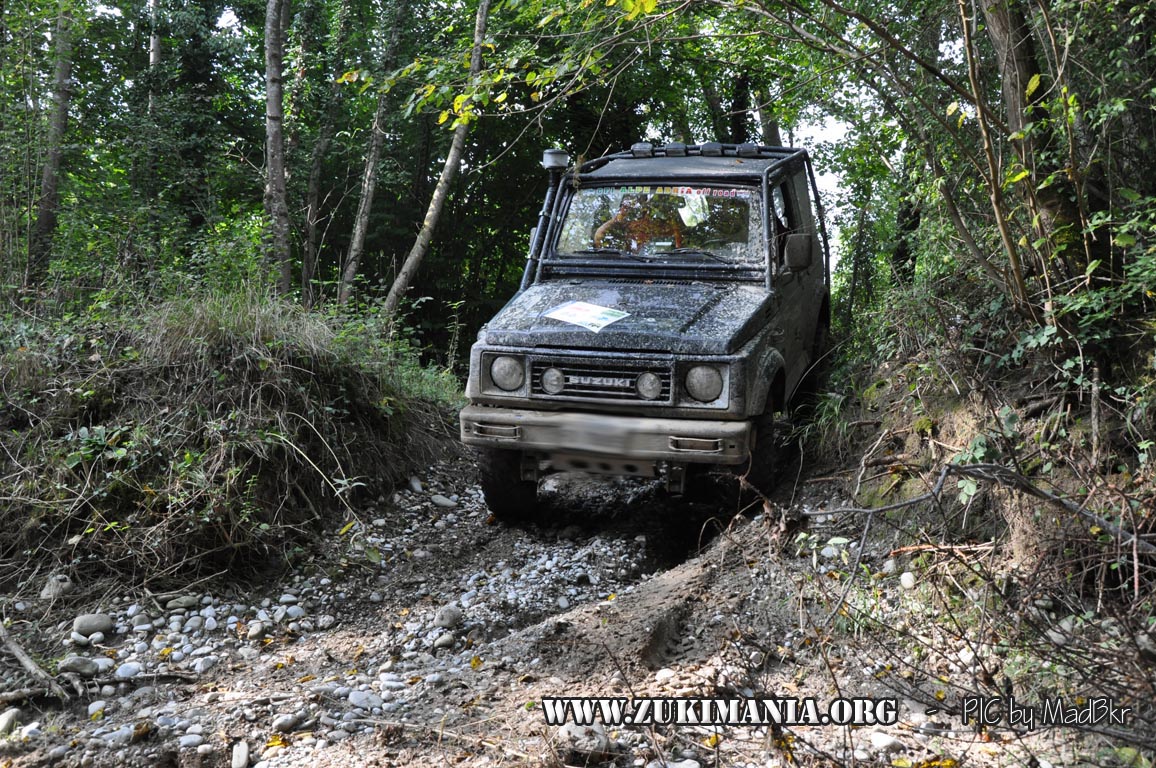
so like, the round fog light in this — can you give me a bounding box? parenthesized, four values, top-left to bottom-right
(541, 367, 565, 394)
(490, 356, 524, 391)
(685, 365, 723, 402)
(635, 372, 663, 400)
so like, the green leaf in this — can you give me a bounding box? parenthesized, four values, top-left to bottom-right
(1025, 73, 1041, 99)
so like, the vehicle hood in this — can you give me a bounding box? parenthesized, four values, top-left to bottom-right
(478, 280, 772, 355)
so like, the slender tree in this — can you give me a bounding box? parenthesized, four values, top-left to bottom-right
(26, 1, 75, 285)
(375, 0, 491, 315)
(264, 0, 292, 294)
(336, 0, 408, 306)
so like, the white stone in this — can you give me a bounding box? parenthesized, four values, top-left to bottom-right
(271, 713, 298, 732)
(869, 732, 905, 753)
(431, 494, 457, 508)
(0, 708, 21, 735)
(348, 690, 383, 710)
(115, 661, 143, 679)
(231, 741, 250, 768)
(899, 572, 916, 590)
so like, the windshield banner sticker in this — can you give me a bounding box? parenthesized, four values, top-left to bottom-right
(544, 301, 630, 333)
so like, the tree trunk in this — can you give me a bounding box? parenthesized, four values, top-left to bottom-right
(728, 73, 750, 144)
(377, 0, 491, 317)
(758, 99, 782, 146)
(979, 0, 1087, 280)
(148, 0, 160, 115)
(334, 0, 408, 306)
(264, 0, 292, 294)
(337, 98, 387, 305)
(300, 0, 354, 307)
(26, 3, 74, 285)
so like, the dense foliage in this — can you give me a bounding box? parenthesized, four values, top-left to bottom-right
(2, 0, 1154, 561)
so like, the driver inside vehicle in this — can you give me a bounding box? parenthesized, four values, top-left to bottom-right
(593, 193, 684, 252)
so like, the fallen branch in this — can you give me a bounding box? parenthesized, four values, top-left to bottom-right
(0, 688, 42, 705)
(889, 542, 997, 556)
(0, 620, 70, 701)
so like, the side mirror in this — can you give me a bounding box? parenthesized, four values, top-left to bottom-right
(784, 233, 813, 270)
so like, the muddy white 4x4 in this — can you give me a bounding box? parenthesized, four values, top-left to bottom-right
(460, 142, 831, 519)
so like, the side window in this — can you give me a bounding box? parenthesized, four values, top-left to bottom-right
(770, 181, 795, 267)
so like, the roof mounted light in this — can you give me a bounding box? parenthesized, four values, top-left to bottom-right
(701, 142, 723, 157)
(631, 142, 655, 158)
(541, 148, 570, 171)
(665, 142, 687, 157)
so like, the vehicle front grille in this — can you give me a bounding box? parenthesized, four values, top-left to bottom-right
(530, 358, 673, 403)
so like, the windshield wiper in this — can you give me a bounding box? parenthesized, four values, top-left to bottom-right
(655, 248, 727, 263)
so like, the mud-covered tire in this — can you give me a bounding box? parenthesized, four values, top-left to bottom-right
(744, 411, 781, 498)
(477, 447, 538, 522)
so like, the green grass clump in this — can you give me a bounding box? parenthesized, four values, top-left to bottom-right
(0, 288, 458, 585)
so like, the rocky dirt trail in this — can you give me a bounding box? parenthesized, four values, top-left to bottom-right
(0, 457, 1085, 768)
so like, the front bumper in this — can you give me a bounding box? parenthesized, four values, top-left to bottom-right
(460, 404, 751, 464)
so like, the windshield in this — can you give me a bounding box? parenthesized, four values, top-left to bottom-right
(553, 185, 764, 265)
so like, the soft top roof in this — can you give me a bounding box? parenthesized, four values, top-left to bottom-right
(576, 142, 808, 183)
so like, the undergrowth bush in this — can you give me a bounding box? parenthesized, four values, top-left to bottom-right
(793, 273, 1156, 754)
(0, 288, 459, 586)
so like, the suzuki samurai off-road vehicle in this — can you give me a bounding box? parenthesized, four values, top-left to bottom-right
(460, 142, 830, 519)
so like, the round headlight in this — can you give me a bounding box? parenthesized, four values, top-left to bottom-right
(490, 356, 524, 391)
(541, 367, 565, 394)
(685, 365, 723, 402)
(635, 371, 663, 400)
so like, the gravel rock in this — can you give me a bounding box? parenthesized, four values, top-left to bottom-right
(0, 708, 21, 735)
(165, 596, 200, 611)
(431, 494, 457, 508)
(114, 661, 143, 679)
(179, 733, 204, 749)
(271, 713, 299, 732)
(39, 574, 73, 599)
(899, 572, 916, 590)
(348, 690, 383, 710)
(86, 701, 107, 718)
(193, 656, 218, 674)
(434, 604, 463, 629)
(433, 632, 455, 649)
(232, 741, 251, 768)
(58, 656, 99, 677)
(869, 732, 905, 753)
(73, 613, 114, 637)
(557, 722, 612, 759)
(103, 725, 135, 746)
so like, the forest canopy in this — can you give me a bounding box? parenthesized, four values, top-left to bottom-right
(0, 0, 1152, 453)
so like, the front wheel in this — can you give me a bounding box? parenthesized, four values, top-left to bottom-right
(477, 447, 539, 522)
(744, 411, 780, 498)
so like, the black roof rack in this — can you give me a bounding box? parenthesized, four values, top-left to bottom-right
(578, 142, 803, 174)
